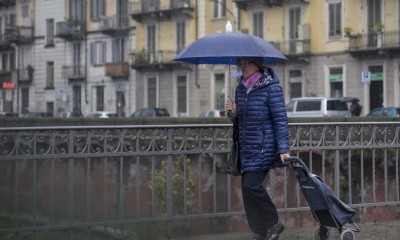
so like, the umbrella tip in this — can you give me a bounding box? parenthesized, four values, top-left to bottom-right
(226, 21, 232, 32)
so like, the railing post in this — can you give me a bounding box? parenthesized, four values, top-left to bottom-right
(167, 128, 173, 238)
(334, 126, 340, 196)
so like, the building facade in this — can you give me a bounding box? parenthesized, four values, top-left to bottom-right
(0, 0, 399, 117)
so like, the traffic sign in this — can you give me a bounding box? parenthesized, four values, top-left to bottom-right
(361, 71, 371, 84)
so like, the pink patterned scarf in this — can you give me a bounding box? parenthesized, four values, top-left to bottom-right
(242, 71, 262, 87)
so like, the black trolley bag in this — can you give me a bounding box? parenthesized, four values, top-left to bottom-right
(285, 157, 360, 240)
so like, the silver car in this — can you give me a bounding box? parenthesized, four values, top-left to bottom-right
(286, 97, 350, 118)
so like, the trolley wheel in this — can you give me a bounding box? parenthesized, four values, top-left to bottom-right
(314, 226, 330, 240)
(340, 229, 355, 240)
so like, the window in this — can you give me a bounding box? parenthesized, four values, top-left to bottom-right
(329, 67, 343, 97)
(177, 76, 187, 115)
(116, 0, 128, 27)
(21, 1, 29, 18)
(96, 86, 104, 111)
(328, 1, 342, 38)
(253, 11, 264, 38)
(215, 74, 225, 110)
(289, 7, 301, 39)
(116, 91, 126, 117)
(147, 25, 156, 51)
(2, 53, 8, 71)
(46, 62, 54, 88)
(73, 43, 81, 74)
(71, 0, 83, 21)
(46, 102, 54, 116)
(112, 38, 125, 62)
(297, 101, 322, 111)
(367, 0, 382, 30)
(73, 85, 81, 112)
(9, 52, 15, 70)
(46, 19, 54, 46)
(176, 21, 185, 51)
(21, 87, 29, 113)
(90, 41, 106, 65)
(368, 65, 383, 110)
(148, 77, 157, 108)
(327, 100, 348, 111)
(289, 70, 302, 98)
(213, 0, 226, 18)
(91, 0, 105, 22)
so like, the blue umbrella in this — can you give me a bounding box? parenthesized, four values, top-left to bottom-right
(173, 31, 287, 65)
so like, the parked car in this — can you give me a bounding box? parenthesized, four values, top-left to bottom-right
(366, 107, 400, 117)
(86, 111, 118, 118)
(0, 112, 18, 118)
(198, 110, 226, 118)
(130, 108, 170, 117)
(55, 111, 84, 118)
(23, 112, 53, 118)
(286, 97, 350, 118)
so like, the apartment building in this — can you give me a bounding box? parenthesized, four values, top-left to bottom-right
(1, 0, 399, 117)
(132, 0, 399, 116)
(1, 0, 135, 117)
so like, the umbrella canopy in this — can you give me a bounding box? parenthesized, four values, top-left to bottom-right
(173, 32, 287, 65)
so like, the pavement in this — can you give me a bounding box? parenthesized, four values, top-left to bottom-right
(176, 220, 400, 240)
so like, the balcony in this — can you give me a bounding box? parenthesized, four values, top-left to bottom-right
(55, 20, 85, 41)
(5, 26, 34, 45)
(347, 30, 400, 59)
(0, 0, 15, 8)
(12, 68, 33, 84)
(0, 70, 12, 82)
(105, 62, 130, 78)
(234, 0, 283, 10)
(99, 15, 130, 36)
(62, 65, 86, 81)
(0, 33, 12, 50)
(130, 49, 183, 71)
(131, 0, 194, 22)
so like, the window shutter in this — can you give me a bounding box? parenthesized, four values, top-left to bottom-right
(101, 42, 106, 64)
(90, 42, 95, 65)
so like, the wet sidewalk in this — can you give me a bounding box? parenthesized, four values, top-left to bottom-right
(177, 220, 400, 240)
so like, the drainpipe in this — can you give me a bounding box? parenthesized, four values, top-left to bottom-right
(11, 43, 19, 114)
(84, 0, 89, 105)
(194, 0, 200, 88)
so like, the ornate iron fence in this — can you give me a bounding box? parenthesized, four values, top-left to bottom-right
(0, 122, 399, 239)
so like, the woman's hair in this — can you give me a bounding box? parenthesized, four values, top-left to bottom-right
(236, 57, 264, 68)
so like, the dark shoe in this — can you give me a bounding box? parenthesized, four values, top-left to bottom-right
(251, 233, 266, 240)
(265, 222, 284, 240)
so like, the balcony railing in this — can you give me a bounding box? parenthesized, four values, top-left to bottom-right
(348, 30, 400, 50)
(55, 20, 85, 40)
(5, 26, 33, 44)
(99, 15, 130, 34)
(105, 62, 130, 77)
(131, 0, 194, 22)
(0, 122, 399, 239)
(12, 68, 33, 83)
(131, 49, 178, 65)
(62, 65, 86, 80)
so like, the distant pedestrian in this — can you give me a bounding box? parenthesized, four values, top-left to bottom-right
(350, 100, 362, 116)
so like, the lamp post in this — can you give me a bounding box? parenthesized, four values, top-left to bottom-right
(210, 0, 239, 98)
(210, 0, 238, 32)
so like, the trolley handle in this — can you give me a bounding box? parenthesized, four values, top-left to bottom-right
(284, 156, 311, 173)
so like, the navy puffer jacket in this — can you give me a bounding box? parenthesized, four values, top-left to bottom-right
(230, 67, 290, 173)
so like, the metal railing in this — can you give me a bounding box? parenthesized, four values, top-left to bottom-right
(0, 122, 399, 239)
